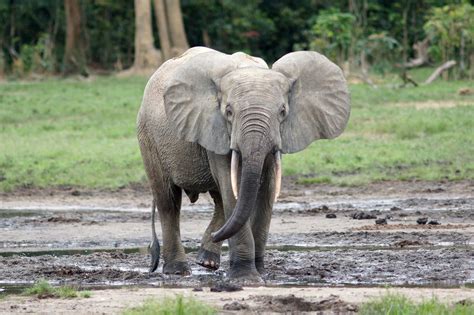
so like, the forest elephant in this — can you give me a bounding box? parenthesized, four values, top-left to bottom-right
(137, 47, 350, 280)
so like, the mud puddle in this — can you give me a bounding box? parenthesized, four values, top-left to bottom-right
(1, 195, 473, 251)
(3, 195, 473, 214)
(1, 183, 473, 298)
(1, 245, 472, 291)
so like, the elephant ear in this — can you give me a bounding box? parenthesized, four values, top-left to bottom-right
(163, 51, 240, 155)
(272, 51, 350, 154)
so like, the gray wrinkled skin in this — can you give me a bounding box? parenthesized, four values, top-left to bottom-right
(137, 47, 350, 279)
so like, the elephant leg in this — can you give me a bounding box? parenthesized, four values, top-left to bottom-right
(154, 184, 190, 275)
(251, 157, 275, 274)
(207, 152, 260, 280)
(138, 131, 189, 275)
(226, 223, 259, 279)
(196, 190, 224, 270)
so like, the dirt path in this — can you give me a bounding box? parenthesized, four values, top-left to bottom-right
(1, 287, 473, 314)
(1, 180, 473, 313)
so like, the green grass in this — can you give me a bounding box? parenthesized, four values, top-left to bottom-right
(284, 79, 474, 185)
(123, 295, 216, 315)
(0, 76, 147, 191)
(0, 74, 473, 191)
(23, 279, 92, 299)
(79, 291, 92, 298)
(359, 293, 474, 315)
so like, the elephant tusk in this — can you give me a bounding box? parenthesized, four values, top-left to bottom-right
(274, 151, 282, 202)
(231, 150, 239, 199)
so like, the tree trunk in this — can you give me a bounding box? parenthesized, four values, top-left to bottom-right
(359, 50, 377, 88)
(470, 53, 474, 80)
(63, 0, 87, 76)
(202, 29, 211, 47)
(153, 0, 172, 60)
(459, 32, 465, 77)
(0, 48, 4, 80)
(401, 1, 410, 80)
(165, 0, 189, 56)
(127, 0, 162, 75)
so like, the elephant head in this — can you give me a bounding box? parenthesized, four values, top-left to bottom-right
(163, 48, 350, 242)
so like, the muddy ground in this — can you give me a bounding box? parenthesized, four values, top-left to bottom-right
(0, 180, 473, 313)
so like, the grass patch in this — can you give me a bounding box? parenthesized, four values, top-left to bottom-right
(297, 176, 332, 185)
(0, 75, 473, 191)
(23, 279, 55, 297)
(23, 279, 92, 299)
(55, 286, 78, 298)
(123, 295, 216, 315)
(79, 291, 92, 298)
(359, 293, 474, 315)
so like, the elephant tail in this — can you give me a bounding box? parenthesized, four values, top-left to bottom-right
(149, 198, 160, 272)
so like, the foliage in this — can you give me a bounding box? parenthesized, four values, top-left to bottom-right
(1, 0, 471, 77)
(123, 295, 216, 315)
(182, 0, 276, 59)
(23, 279, 91, 299)
(359, 292, 474, 315)
(0, 0, 134, 76)
(424, 3, 474, 77)
(0, 75, 473, 191)
(85, 0, 135, 71)
(308, 8, 355, 65)
(359, 32, 401, 75)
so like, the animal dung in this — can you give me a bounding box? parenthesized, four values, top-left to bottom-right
(416, 217, 429, 225)
(375, 218, 387, 225)
(351, 211, 377, 220)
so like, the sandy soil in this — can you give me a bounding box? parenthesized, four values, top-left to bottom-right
(1, 180, 473, 313)
(1, 287, 473, 314)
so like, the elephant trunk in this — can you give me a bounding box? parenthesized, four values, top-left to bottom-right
(211, 141, 269, 243)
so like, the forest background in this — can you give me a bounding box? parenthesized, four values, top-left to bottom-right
(0, 0, 472, 80)
(0, 0, 473, 191)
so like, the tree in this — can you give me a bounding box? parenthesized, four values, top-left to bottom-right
(63, 0, 87, 76)
(153, 0, 172, 60)
(127, 0, 162, 75)
(153, 0, 188, 61)
(424, 3, 474, 79)
(309, 8, 356, 67)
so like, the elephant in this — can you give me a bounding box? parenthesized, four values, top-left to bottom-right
(137, 47, 350, 280)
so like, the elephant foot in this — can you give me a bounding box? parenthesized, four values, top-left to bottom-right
(163, 261, 191, 276)
(196, 248, 220, 270)
(148, 240, 160, 273)
(227, 259, 262, 282)
(255, 256, 265, 274)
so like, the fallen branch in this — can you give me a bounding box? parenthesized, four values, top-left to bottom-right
(400, 71, 418, 87)
(404, 38, 430, 68)
(424, 60, 456, 84)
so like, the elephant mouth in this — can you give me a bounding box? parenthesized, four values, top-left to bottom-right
(230, 150, 282, 203)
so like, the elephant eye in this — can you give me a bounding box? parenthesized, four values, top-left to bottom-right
(280, 105, 287, 117)
(225, 105, 233, 118)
